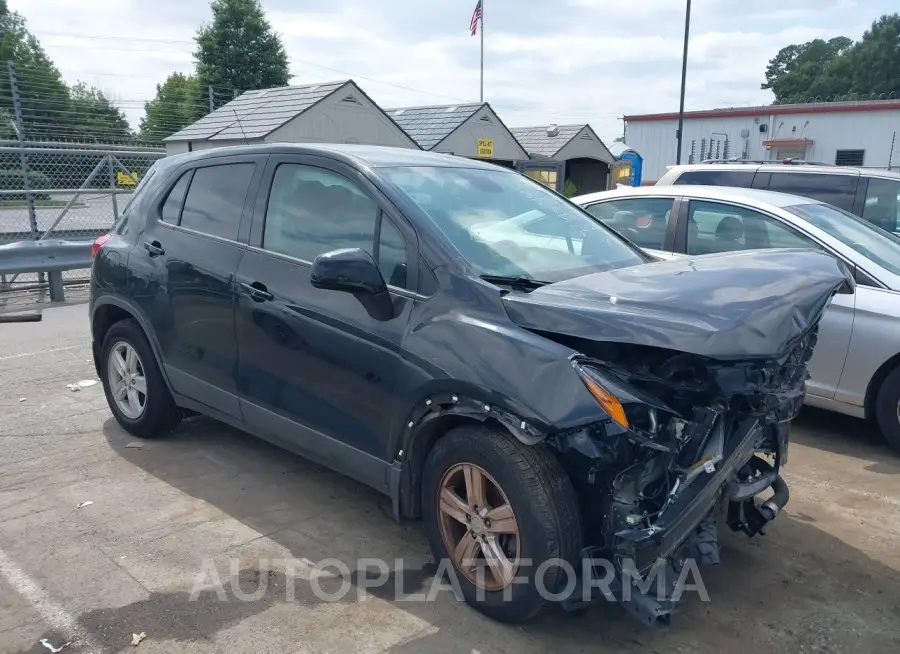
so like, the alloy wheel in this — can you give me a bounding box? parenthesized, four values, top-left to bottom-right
(437, 462, 521, 590)
(107, 341, 147, 420)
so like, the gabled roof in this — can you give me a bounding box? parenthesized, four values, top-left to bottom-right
(164, 80, 401, 143)
(383, 103, 485, 149)
(511, 124, 584, 157)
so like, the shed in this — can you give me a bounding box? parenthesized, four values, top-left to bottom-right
(511, 124, 615, 194)
(384, 103, 527, 167)
(163, 80, 419, 155)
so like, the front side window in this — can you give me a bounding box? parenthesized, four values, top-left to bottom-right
(263, 164, 409, 288)
(379, 166, 646, 282)
(862, 177, 900, 235)
(786, 202, 900, 276)
(687, 200, 820, 256)
(180, 163, 255, 240)
(584, 197, 674, 250)
(766, 172, 858, 212)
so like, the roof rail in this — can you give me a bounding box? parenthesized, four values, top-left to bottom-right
(699, 158, 835, 166)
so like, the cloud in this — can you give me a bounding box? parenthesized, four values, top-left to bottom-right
(8, 0, 894, 143)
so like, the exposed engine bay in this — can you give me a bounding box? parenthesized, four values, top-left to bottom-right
(545, 329, 816, 626)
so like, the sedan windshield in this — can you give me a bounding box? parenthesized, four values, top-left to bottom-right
(785, 203, 900, 276)
(379, 166, 647, 282)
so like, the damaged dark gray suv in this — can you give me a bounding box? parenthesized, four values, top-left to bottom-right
(89, 144, 851, 627)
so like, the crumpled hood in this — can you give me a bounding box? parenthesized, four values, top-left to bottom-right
(502, 249, 852, 360)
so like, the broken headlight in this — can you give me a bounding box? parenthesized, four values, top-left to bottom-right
(575, 363, 679, 436)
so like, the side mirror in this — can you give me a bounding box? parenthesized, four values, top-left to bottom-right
(311, 248, 395, 320)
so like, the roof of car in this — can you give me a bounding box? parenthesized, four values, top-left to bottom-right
(157, 143, 507, 171)
(573, 184, 827, 209)
(662, 162, 900, 180)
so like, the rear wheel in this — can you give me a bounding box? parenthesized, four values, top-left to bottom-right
(421, 424, 582, 623)
(874, 365, 900, 454)
(100, 319, 180, 438)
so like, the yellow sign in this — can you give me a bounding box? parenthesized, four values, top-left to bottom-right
(477, 138, 494, 158)
(116, 171, 139, 186)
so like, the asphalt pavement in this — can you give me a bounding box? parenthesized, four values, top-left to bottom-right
(0, 304, 898, 653)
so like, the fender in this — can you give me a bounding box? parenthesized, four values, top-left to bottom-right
(90, 294, 175, 396)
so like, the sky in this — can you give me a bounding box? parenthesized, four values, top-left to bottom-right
(8, 0, 895, 144)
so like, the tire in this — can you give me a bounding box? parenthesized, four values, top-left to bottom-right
(99, 318, 181, 438)
(874, 365, 900, 454)
(421, 424, 582, 623)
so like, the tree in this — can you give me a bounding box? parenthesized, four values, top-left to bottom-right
(194, 0, 290, 92)
(139, 73, 204, 143)
(68, 82, 133, 143)
(846, 14, 900, 99)
(0, 0, 71, 140)
(761, 37, 852, 103)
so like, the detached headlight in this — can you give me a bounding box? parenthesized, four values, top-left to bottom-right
(575, 363, 678, 435)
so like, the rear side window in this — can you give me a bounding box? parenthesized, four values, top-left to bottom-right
(862, 177, 900, 235)
(674, 170, 755, 187)
(180, 163, 255, 240)
(160, 172, 191, 223)
(766, 172, 858, 212)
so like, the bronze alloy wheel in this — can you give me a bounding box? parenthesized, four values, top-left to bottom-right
(436, 462, 521, 590)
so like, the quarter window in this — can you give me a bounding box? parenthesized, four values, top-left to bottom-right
(584, 197, 675, 250)
(766, 172, 858, 212)
(180, 163, 255, 240)
(263, 163, 409, 288)
(862, 177, 900, 235)
(160, 172, 191, 223)
(687, 200, 820, 255)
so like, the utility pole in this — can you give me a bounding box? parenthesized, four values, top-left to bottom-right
(675, 0, 692, 165)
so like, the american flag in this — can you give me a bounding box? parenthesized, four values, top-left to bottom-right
(470, 0, 482, 36)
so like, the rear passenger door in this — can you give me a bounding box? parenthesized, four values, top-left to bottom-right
(128, 154, 266, 418)
(234, 155, 419, 485)
(677, 199, 855, 399)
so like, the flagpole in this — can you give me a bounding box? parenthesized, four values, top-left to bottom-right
(479, 1, 484, 102)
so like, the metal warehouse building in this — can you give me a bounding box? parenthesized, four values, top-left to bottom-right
(624, 99, 900, 183)
(164, 80, 419, 154)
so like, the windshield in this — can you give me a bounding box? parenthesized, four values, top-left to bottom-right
(786, 202, 900, 276)
(379, 166, 647, 282)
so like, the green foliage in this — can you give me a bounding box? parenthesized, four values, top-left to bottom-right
(563, 178, 578, 198)
(194, 0, 290, 91)
(762, 14, 900, 103)
(139, 73, 204, 143)
(68, 82, 133, 143)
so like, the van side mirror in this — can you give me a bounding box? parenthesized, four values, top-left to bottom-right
(310, 248, 395, 320)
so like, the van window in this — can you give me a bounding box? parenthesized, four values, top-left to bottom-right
(180, 163, 255, 240)
(766, 172, 858, 212)
(674, 170, 755, 188)
(862, 177, 900, 235)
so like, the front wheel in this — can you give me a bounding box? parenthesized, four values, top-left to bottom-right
(421, 425, 582, 623)
(100, 319, 181, 438)
(874, 365, 900, 454)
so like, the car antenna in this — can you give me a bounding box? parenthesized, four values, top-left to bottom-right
(231, 109, 250, 146)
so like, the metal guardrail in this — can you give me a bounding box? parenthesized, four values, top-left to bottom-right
(0, 239, 91, 302)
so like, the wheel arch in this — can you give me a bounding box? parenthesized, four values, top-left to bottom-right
(91, 296, 174, 395)
(864, 350, 900, 420)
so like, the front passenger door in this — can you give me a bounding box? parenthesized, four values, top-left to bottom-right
(234, 156, 418, 487)
(681, 199, 855, 399)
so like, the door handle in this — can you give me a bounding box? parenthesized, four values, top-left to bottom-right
(242, 281, 273, 302)
(144, 240, 165, 257)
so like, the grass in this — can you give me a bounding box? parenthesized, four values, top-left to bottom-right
(0, 199, 86, 210)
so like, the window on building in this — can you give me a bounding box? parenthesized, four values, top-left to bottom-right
(263, 163, 409, 288)
(835, 149, 866, 167)
(766, 172, 859, 212)
(584, 197, 675, 250)
(179, 164, 255, 240)
(160, 171, 192, 223)
(673, 170, 756, 188)
(687, 200, 820, 256)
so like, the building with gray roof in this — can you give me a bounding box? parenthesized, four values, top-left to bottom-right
(385, 103, 527, 166)
(163, 80, 419, 155)
(511, 124, 615, 194)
